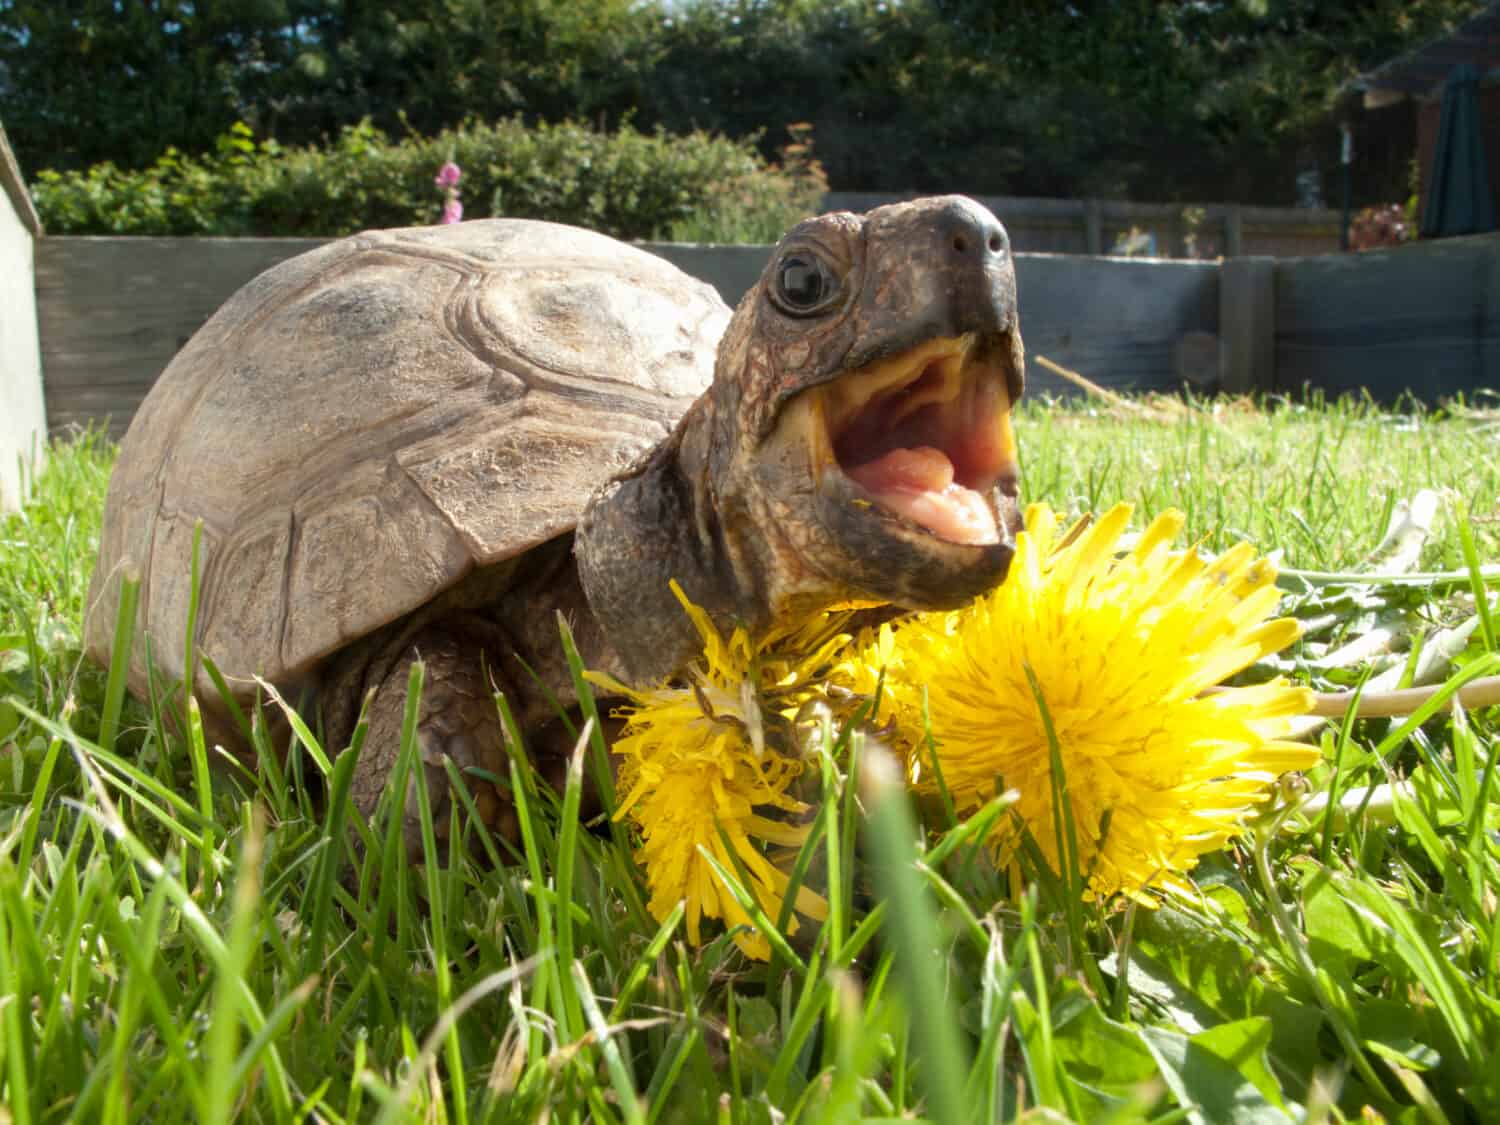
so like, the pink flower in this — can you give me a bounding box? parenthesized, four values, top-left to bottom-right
(434, 161, 462, 189)
(442, 198, 463, 224)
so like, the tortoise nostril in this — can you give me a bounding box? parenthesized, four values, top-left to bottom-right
(949, 225, 1005, 258)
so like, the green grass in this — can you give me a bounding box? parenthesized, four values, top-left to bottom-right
(1, 396, 1497, 1122)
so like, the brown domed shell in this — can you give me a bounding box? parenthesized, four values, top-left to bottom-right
(86, 219, 730, 704)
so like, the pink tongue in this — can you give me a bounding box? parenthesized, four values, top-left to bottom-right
(846, 446, 1000, 546)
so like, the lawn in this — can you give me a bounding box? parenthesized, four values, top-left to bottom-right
(0, 395, 1497, 1123)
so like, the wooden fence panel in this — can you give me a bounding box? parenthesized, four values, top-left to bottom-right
(1274, 232, 1500, 401)
(37, 237, 325, 437)
(635, 243, 769, 310)
(1014, 255, 1220, 396)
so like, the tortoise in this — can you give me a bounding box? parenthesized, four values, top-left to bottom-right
(86, 195, 1025, 841)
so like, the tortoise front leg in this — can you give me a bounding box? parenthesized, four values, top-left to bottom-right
(348, 623, 517, 861)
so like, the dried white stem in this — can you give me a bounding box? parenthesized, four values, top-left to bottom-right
(1309, 672, 1500, 718)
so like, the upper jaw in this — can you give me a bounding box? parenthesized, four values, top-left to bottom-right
(800, 333, 1021, 549)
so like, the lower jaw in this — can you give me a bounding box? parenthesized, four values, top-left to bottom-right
(807, 474, 1017, 609)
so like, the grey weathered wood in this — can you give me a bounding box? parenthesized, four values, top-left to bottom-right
(1224, 206, 1244, 258)
(1220, 256, 1276, 394)
(1017, 254, 1220, 396)
(36, 237, 329, 437)
(639, 243, 768, 308)
(1084, 200, 1104, 256)
(1274, 232, 1500, 400)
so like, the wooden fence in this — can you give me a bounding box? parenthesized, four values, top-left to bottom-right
(1274, 235, 1500, 400)
(36, 237, 325, 436)
(35, 229, 1500, 439)
(36, 236, 1226, 438)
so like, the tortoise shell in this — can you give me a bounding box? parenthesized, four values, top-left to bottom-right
(86, 219, 730, 703)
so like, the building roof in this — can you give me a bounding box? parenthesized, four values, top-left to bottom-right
(1356, 2, 1500, 104)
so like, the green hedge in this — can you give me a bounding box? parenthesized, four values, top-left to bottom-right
(30, 118, 827, 243)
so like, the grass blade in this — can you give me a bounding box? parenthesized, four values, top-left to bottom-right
(861, 741, 971, 1125)
(553, 718, 593, 1044)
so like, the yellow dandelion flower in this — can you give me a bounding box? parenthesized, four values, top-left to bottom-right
(869, 502, 1318, 901)
(589, 584, 840, 959)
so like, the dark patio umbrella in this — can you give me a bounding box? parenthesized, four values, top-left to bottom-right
(1421, 63, 1497, 238)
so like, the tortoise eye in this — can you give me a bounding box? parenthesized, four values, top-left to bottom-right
(771, 252, 841, 316)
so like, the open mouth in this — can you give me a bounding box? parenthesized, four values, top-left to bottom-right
(814, 335, 1018, 546)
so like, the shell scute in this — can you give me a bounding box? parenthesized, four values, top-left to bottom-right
(197, 515, 292, 689)
(281, 475, 472, 671)
(398, 404, 672, 561)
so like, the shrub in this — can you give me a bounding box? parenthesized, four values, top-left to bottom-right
(30, 118, 827, 242)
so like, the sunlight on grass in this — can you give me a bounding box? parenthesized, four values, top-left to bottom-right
(0, 400, 1497, 1121)
(1019, 393, 1500, 570)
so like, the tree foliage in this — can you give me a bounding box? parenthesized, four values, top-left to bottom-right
(0, 0, 1487, 203)
(623, 0, 1485, 201)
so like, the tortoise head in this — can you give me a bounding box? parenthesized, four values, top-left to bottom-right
(709, 194, 1024, 613)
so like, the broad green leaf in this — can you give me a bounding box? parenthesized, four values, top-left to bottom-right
(1141, 1018, 1293, 1125)
(1102, 949, 1215, 1034)
(1133, 903, 1258, 1021)
(1050, 983, 1159, 1118)
(1300, 863, 1387, 968)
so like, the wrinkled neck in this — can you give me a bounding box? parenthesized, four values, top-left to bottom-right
(574, 397, 765, 684)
